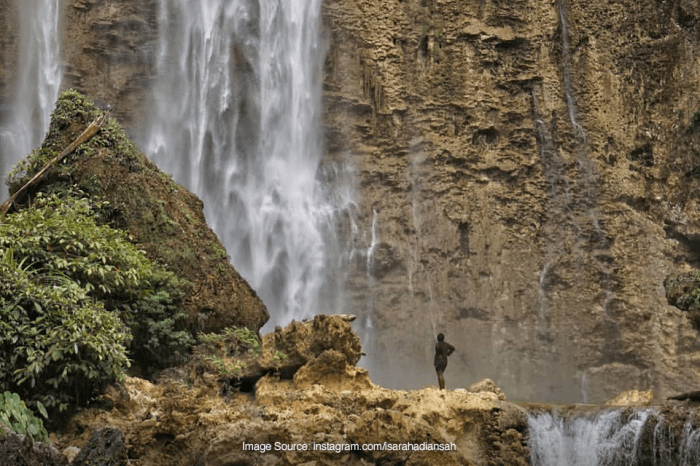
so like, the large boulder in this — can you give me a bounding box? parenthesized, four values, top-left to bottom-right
(5, 90, 268, 334)
(72, 427, 127, 466)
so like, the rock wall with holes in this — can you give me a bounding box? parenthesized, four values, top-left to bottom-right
(322, 0, 700, 402)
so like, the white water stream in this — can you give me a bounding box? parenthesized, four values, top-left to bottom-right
(0, 0, 63, 199)
(529, 409, 700, 466)
(144, 0, 351, 328)
(529, 410, 651, 466)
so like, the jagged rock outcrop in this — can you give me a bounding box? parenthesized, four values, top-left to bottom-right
(605, 389, 654, 406)
(468, 379, 507, 401)
(71, 427, 127, 466)
(56, 316, 530, 466)
(186, 314, 364, 391)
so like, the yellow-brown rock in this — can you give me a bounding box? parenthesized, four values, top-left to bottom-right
(321, 0, 700, 403)
(60, 364, 529, 466)
(605, 389, 654, 406)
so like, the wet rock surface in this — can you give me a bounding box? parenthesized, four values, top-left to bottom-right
(320, 0, 700, 402)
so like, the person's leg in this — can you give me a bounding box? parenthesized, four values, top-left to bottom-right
(437, 370, 445, 390)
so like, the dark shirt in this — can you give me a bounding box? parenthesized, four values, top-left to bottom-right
(434, 340, 455, 371)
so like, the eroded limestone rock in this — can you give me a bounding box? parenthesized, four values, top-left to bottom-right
(57, 316, 530, 466)
(468, 379, 507, 401)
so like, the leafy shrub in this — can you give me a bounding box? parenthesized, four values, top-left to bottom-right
(0, 391, 49, 443)
(0, 246, 129, 412)
(0, 190, 192, 411)
(194, 327, 262, 380)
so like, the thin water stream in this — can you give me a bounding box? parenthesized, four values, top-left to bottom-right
(0, 0, 63, 200)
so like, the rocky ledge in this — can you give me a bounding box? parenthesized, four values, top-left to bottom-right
(38, 315, 530, 466)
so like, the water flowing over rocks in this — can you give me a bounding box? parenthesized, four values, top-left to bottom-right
(527, 404, 700, 466)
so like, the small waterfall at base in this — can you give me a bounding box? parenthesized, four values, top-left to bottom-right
(0, 0, 63, 200)
(144, 0, 351, 328)
(528, 409, 700, 466)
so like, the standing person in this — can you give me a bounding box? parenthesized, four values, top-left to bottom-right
(434, 333, 455, 390)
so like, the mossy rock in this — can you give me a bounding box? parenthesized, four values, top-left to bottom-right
(6, 89, 269, 334)
(664, 271, 700, 311)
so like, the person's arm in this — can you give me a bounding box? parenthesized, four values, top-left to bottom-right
(446, 343, 455, 356)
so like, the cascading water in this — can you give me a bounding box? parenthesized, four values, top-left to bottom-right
(0, 0, 62, 199)
(528, 408, 700, 466)
(143, 0, 350, 328)
(529, 409, 652, 466)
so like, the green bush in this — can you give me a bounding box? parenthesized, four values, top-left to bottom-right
(0, 245, 129, 412)
(0, 190, 192, 411)
(0, 391, 49, 443)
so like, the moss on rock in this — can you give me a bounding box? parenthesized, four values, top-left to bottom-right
(6, 89, 269, 336)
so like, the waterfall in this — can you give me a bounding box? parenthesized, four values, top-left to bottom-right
(0, 0, 63, 199)
(365, 208, 378, 329)
(528, 409, 700, 466)
(556, 0, 585, 143)
(529, 410, 651, 466)
(144, 0, 348, 328)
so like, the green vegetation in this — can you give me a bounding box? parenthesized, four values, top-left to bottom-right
(203, 355, 248, 378)
(272, 350, 287, 363)
(194, 327, 263, 380)
(0, 190, 192, 412)
(665, 271, 700, 310)
(6, 89, 103, 194)
(0, 88, 256, 417)
(0, 391, 49, 443)
(198, 327, 261, 355)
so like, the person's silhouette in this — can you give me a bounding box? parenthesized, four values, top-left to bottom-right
(434, 333, 455, 390)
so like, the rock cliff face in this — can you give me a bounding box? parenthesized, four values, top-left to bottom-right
(61, 0, 158, 138)
(3, 0, 700, 402)
(321, 0, 700, 402)
(0, 0, 18, 118)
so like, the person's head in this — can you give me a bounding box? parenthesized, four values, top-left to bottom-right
(437, 333, 445, 341)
